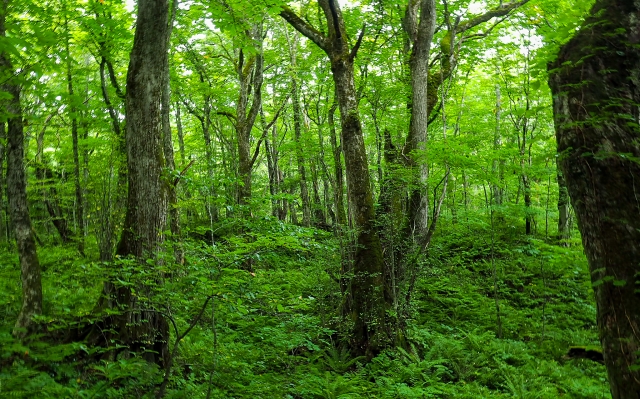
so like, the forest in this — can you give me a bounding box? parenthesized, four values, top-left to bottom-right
(1, 0, 640, 397)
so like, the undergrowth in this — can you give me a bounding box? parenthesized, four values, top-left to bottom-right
(0, 216, 609, 398)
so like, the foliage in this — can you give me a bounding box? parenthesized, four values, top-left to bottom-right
(0, 0, 609, 397)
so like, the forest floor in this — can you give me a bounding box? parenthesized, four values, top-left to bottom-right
(0, 215, 609, 398)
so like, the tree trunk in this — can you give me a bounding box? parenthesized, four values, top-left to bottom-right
(522, 173, 532, 235)
(65, 10, 85, 255)
(556, 167, 571, 244)
(282, 0, 387, 356)
(402, 0, 437, 243)
(328, 99, 346, 227)
(161, 42, 183, 265)
(104, 0, 171, 366)
(236, 24, 263, 207)
(1, 1, 43, 336)
(492, 84, 503, 206)
(549, 1, 640, 396)
(97, 41, 127, 262)
(285, 29, 312, 227)
(292, 78, 312, 227)
(0, 119, 6, 245)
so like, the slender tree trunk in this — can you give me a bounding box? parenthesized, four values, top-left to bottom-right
(0, 119, 6, 245)
(285, 29, 312, 227)
(175, 103, 194, 224)
(66, 26, 85, 255)
(328, 100, 346, 226)
(202, 98, 219, 222)
(492, 84, 503, 206)
(97, 51, 126, 261)
(263, 107, 283, 219)
(1, 1, 43, 336)
(292, 78, 312, 226)
(522, 173, 532, 235)
(310, 156, 325, 226)
(549, 1, 640, 396)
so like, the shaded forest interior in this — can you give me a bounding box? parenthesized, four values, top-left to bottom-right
(2, 0, 635, 397)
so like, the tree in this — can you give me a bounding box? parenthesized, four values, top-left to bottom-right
(0, 0, 43, 337)
(100, 0, 173, 365)
(549, 1, 640, 396)
(281, 0, 387, 356)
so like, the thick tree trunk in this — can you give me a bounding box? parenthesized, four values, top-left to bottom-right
(549, 1, 640, 396)
(104, 0, 171, 365)
(1, 2, 43, 336)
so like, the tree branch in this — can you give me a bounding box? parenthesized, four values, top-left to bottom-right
(280, 6, 329, 52)
(349, 24, 366, 62)
(250, 96, 288, 169)
(172, 158, 195, 187)
(457, 0, 531, 34)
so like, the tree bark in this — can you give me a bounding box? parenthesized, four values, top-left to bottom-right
(1, 0, 43, 337)
(105, 0, 171, 365)
(549, 1, 640, 396)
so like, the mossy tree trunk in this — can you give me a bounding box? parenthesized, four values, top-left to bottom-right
(0, 0, 43, 337)
(549, 1, 640, 396)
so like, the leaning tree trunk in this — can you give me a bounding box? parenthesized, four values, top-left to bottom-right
(549, 1, 640, 397)
(0, 0, 43, 337)
(102, 0, 171, 366)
